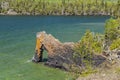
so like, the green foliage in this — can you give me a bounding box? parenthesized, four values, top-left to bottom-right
(110, 38, 120, 50)
(80, 67, 97, 77)
(104, 18, 120, 49)
(74, 30, 103, 73)
(115, 67, 120, 73)
(74, 30, 103, 57)
(0, 0, 119, 17)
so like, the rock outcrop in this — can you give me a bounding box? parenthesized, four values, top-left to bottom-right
(102, 49, 120, 63)
(32, 31, 106, 71)
(32, 31, 76, 70)
(7, 9, 17, 15)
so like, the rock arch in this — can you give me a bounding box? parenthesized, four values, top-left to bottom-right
(32, 31, 76, 70)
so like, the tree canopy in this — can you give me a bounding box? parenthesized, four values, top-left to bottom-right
(0, 0, 119, 17)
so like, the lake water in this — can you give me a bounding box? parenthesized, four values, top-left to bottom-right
(0, 16, 110, 80)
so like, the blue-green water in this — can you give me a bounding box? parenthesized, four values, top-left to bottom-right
(0, 16, 110, 80)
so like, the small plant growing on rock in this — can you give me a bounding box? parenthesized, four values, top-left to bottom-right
(110, 38, 120, 50)
(74, 30, 103, 73)
(104, 18, 120, 50)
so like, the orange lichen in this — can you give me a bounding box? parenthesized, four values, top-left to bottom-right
(35, 34, 44, 57)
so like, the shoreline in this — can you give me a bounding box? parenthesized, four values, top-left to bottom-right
(0, 13, 111, 16)
(0, 0, 119, 17)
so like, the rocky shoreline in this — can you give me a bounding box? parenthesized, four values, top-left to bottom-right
(0, 1, 118, 17)
(0, 10, 111, 16)
(0, 1, 111, 16)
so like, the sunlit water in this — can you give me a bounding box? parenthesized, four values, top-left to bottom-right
(0, 16, 110, 80)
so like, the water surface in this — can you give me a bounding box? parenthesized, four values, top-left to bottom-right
(0, 16, 110, 80)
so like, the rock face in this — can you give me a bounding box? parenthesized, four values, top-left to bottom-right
(32, 31, 75, 70)
(102, 49, 120, 62)
(32, 31, 106, 71)
(7, 9, 17, 15)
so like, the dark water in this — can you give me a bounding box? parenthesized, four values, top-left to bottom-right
(0, 16, 110, 80)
